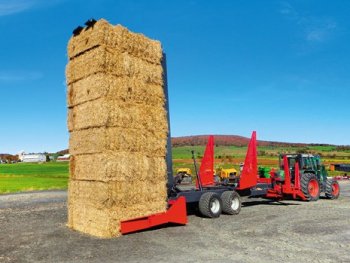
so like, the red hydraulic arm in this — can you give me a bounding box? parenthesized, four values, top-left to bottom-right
(293, 162, 301, 199)
(283, 155, 291, 189)
(196, 135, 214, 187)
(120, 196, 188, 235)
(268, 155, 306, 200)
(237, 131, 258, 190)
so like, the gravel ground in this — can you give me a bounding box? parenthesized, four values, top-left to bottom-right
(0, 181, 349, 263)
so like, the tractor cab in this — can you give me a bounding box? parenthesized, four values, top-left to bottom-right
(279, 154, 328, 185)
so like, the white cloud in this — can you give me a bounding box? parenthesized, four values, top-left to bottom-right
(279, 1, 337, 43)
(0, 70, 43, 82)
(279, 2, 296, 17)
(0, 0, 36, 16)
(0, 0, 65, 17)
(305, 20, 337, 43)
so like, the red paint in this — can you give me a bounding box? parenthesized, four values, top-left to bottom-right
(237, 131, 258, 190)
(293, 162, 300, 199)
(196, 135, 214, 187)
(120, 197, 187, 235)
(257, 178, 272, 184)
(283, 155, 291, 189)
(308, 179, 319, 198)
(332, 182, 340, 196)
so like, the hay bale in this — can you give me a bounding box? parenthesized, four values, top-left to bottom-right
(67, 20, 169, 238)
(68, 200, 115, 238)
(68, 19, 113, 59)
(106, 25, 163, 64)
(68, 179, 167, 238)
(67, 74, 165, 108)
(68, 198, 167, 238)
(67, 98, 168, 132)
(69, 127, 167, 156)
(68, 20, 162, 65)
(70, 153, 166, 182)
(68, 179, 167, 208)
(66, 46, 163, 85)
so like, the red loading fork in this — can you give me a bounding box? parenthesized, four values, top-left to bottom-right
(120, 196, 188, 235)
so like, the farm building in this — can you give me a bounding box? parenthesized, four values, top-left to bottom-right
(57, 154, 70, 162)
(19, 152, 46, 163)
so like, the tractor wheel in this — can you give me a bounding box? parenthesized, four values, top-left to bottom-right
(325, 180, 340, 199)
(199, 192, 222, 218)
(301, 173, 320, 201)
(221, 191, 241, 215)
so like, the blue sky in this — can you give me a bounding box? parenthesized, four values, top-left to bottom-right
(0, 0, 349, 154)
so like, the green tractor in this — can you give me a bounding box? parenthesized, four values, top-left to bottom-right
(279, 153, 340, 201)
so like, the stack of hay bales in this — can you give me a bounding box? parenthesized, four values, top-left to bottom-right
(66, 19, 168, 238)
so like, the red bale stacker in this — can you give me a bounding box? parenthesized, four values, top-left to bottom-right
(120, 131, 340, 235)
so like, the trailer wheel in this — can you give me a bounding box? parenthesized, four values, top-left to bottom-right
(199, 192, 222, 218)
(301, 173, 320, 201)
(221, 191, 241, 215)
(325, 180, 340, 199)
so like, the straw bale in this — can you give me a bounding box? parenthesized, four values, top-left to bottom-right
(68, 179, 167, 209)
(70, 153, 167, 182)
(68, 199, 119, 238)
(68, 198, 167, 238)
(67, 20, 168, 238)
(67, 98, 168, 132)
(68, 179, 167, 238)
(67, 74, 165, 108)
(105, 25, 163, 64)
(66, 46, 163, 86)
(69, 127, 167, 156)
(68, 19, 162, 65)
(68, 19, 113, 59)
(67, 74, 108, 107)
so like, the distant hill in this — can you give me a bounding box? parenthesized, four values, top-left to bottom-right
(171, 135, 333, 148)
(56, 149, 69, 155)
(10, 135, 347, 158)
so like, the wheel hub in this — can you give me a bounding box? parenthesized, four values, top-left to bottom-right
(308, 179, 319, 197)
(231, 197, 239, 210)
(210, 199, 220, 214)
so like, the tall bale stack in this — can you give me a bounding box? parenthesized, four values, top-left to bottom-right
(66, 19, 168, 238)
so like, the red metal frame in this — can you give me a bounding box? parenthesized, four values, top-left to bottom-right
(120, 197, 188, 235)
(265, 159, 306, 201)
(236, 131, 258, 190)
(231, 131, 308, 201)
(196, 135, 214, 187)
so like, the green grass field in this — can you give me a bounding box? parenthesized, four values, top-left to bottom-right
(0, 162, 69, 194)
(1, 145, 349, 194)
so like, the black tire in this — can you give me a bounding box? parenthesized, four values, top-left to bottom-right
(199, 192, 222, 218)
(221, 191, 241, 215)
(301, 173, 320, 201)
(325, 179, 340, 199)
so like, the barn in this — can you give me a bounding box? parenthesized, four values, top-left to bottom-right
(21, 154, 46, 163)
(57, 154, 70, 162)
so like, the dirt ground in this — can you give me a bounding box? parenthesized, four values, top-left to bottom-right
(1, 181, 350, 263)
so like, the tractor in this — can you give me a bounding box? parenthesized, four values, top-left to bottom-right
(276, 153, 340, 201)
(215, 168, 238, 184)
(174, 168, 192, 184)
